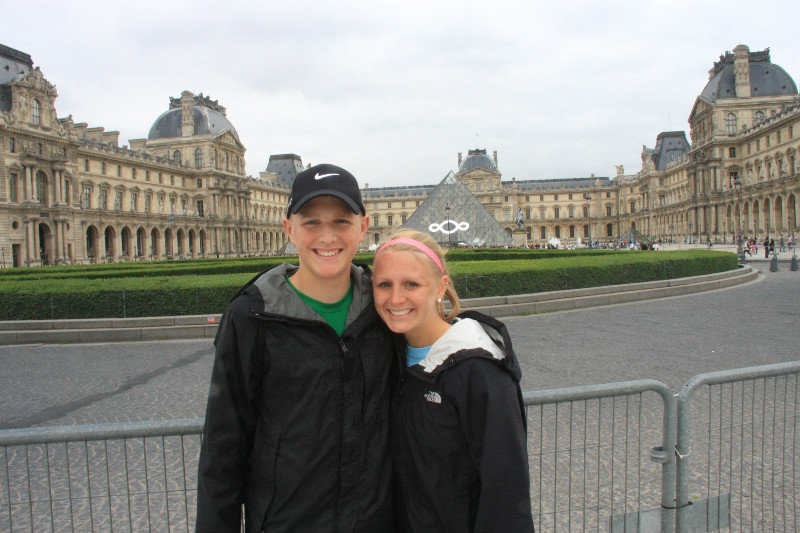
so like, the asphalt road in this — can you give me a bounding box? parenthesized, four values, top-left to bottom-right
(0, 264, 797, 430)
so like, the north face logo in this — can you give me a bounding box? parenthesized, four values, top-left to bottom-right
(424, 391, 442, 404)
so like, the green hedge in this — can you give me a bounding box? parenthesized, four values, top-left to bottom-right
(0, 250, 738, 320)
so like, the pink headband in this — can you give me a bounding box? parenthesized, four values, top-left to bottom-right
(376, 237, 444, 273)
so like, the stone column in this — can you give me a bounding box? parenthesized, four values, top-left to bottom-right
(25, 166, 34, 202)
(25, 218, 35, 265)
(115, 229, 123, 262)
(32, 219, 41, 264)
(53, 220, 62, 263)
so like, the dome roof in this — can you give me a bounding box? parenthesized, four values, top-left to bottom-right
(700, 48, 797, 103)
(459, 149, 497, 173)
(148, 94, 239, 140)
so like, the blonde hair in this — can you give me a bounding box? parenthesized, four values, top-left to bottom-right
(375, 229, 460, 322)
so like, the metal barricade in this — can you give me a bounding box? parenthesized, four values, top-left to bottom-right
(0, 418, 203, 532)
(675, 360, 800, 532)
(524, 379, 675, 533)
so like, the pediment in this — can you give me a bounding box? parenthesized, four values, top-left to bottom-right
(213, 131, 244, 149)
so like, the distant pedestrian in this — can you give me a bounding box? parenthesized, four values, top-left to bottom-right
(770, 238, 775, 257)
(764, 237, 770, 258)
(779, 234, 785, 251)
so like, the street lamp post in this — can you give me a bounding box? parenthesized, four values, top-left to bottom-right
(444, 204, 452, 248)
(733, 177, 745, 263)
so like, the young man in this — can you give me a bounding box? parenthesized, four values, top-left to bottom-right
(196, 164, 398, 533)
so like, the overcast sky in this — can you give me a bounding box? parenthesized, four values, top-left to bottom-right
(5, 1, 800, 188)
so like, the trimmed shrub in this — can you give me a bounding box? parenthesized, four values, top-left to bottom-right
(0, 250, 738, 320)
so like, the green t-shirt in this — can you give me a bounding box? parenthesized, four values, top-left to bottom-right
(286, 276, 353, 336)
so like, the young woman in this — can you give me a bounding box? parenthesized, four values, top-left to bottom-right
(372, 229, 534, 533)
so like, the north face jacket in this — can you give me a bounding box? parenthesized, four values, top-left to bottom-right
(196, 263, 399, 533)
(393, 311, 534, 533)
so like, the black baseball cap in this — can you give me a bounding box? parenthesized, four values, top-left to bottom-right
(286, 163, 366, 216)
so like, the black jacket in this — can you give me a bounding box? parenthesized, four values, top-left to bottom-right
(196, 264, 399, 533)
(393, 311, 534, 533)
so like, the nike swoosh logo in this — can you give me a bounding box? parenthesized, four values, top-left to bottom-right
(315, 173, 339, 180)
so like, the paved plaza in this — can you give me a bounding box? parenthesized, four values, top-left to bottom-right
(0, 260, 797, 430)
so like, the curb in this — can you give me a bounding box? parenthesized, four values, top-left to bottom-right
(0, 267, 759, 345)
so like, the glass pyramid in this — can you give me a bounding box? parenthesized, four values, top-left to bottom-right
(402, 172, 513, 246)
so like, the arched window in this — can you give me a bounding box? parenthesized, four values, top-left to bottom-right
(606, 223, 613, 237)
(754, 111, 766, 125)
(726, 113, 737, 135)
(32, 99, 41, 125)
(173, 150, 182, 164)
(194, 148, 203, 168)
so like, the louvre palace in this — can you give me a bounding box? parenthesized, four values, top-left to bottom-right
(1, 42, 798, 267)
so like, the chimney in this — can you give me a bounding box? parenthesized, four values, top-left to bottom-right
(458, 152, 462, 166)
(733, 45, 751, 98)
(493, 150, 498, 166)
(181, 91, 194, 137)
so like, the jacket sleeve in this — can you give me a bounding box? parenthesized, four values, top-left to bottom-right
(195, 301, 260, 533)
(452, 358, 534, 533)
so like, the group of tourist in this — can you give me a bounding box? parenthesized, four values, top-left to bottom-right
(195, 164, 534, 532)
(741, 234, 796, 258)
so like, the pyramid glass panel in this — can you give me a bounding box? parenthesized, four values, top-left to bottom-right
(402, 172, 513, 246)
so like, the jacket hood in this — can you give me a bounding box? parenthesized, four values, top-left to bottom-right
(240, 263, 374, 326)
(413, 310, 523, 383)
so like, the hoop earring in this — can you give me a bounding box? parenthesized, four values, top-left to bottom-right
(437, 298, 442, 303)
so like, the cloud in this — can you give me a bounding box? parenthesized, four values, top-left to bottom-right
(4, 0, 800, 186)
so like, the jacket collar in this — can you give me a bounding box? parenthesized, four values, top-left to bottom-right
(249, 263, 374, 326)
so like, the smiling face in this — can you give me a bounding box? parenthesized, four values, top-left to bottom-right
(372, 248, 451, 348)
(283, 195, 369, 301)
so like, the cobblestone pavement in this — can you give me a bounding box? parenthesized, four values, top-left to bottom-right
(1, 263, 798, 530)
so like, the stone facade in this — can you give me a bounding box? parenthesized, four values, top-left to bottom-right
(0, 46, 289, 267)
(2, 43, 799, 268)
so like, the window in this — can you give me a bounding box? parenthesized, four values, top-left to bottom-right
(539, 195, 544, 201)
(554, 226, 561, 238)
(606, 223, 613, 237)
(197, 200, 204, 217)
(754, 111, 765, 124)
(525, 208, 531, 219)
(387, 215, 393, 226)
(728, 147, 736, 159)
(197, 179, 202, 188)
(146, 170, 150, 181)
(387, 202, 392, 208)
(489, 197, 494, 203)
(117, 165, 122, 177)
(373, 215, 380, 226)
(504, 208, 511, 221)
(583, 225, 589, 238)
(63, 180, 70, 205)
(569, 225, 575, 238)
(583, 206, 589, 217)
(170, 175, 174, 186)
(401, 213, 407, 223)
(401, 201, 406, 208)
(504, 196, 509, 202)
(195, 148, 203, 168)
(99, 189, 108, 210)
(225, 153, 229, 170)
(82, 186, 91, 209)
(540, 227, 546, 239)
(568, 206, 574, 218)
(606, 205, 612, 216)
(101, 162, 106, 174)
(130, 192, 138, 212)
(606, 192, 611, 199)
(659, 177, 665, 185)
(114, 191, 122, 210)
(554, 207, 560, 219)
(525, 196, 529, 201)
(9, 137, 14, 153)
(568, 194, 573, 200)
(132, 167, 136, 179)
(554, 195, 559, 201)
(32, 99, 41, 125)
(539, 206, 546, 219)
(37, 142, 42, 154)
(145, 194, 151, 212)
(777, 130, 781, 143)
(725, 113, 737, 135)
(629, 201, 635, 213)
(8, 174, 18, 202)
(173, 150, 182, 164)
